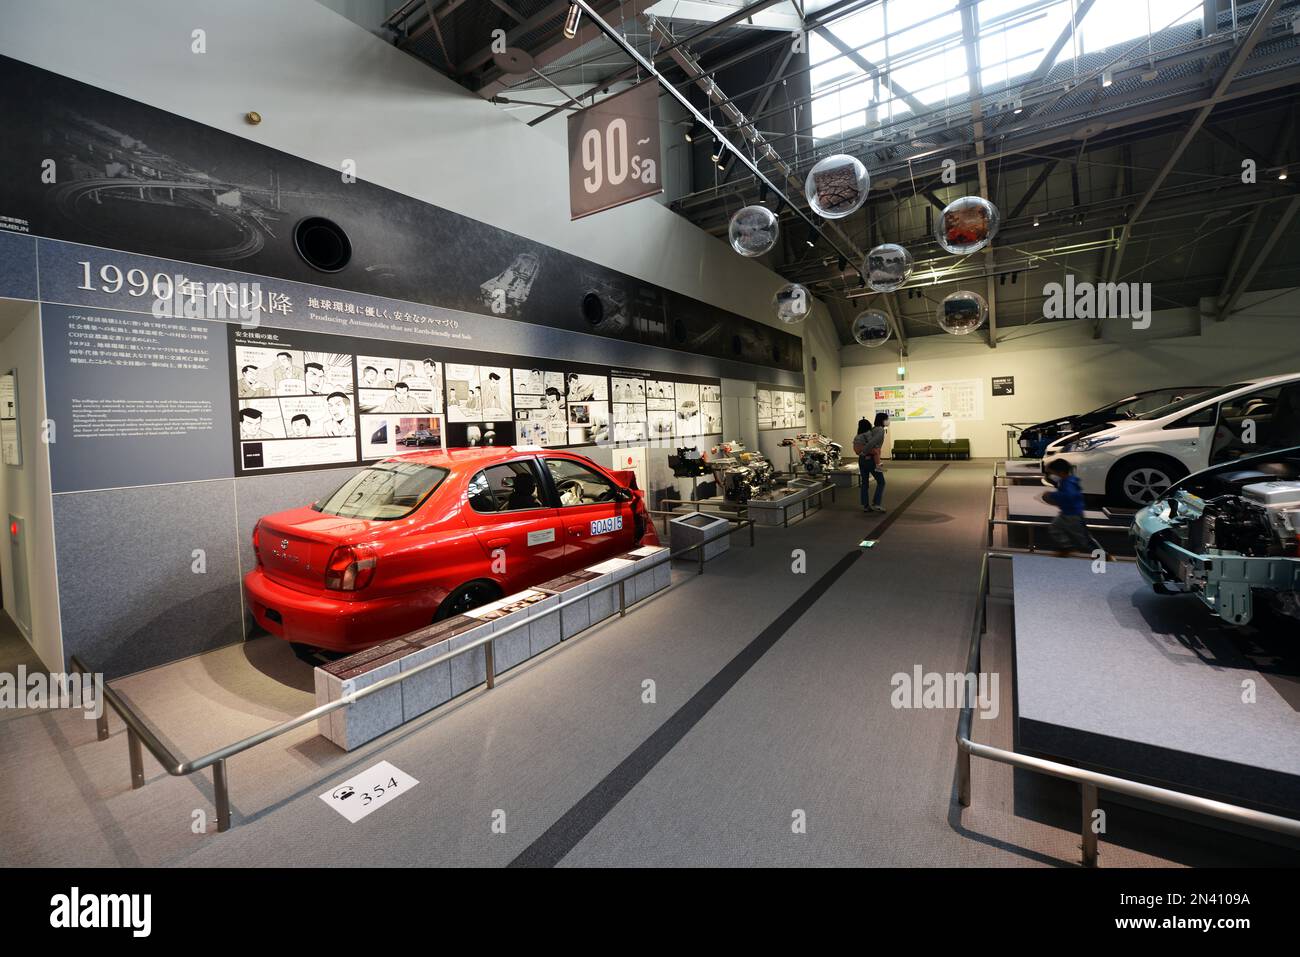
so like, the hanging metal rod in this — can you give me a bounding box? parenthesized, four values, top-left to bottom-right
(526, 0, 794, 127)
(566, 0, 868, 282)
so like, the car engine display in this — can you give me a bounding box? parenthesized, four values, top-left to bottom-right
(1132, 448, 1300, 625)
(668, 446, 710, 478)
(782, 433, 843, 475)
(707, 440, 778, 504)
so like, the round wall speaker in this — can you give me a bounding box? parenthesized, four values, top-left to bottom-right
(581, 292, 605, 326)
(293, 217, 351, 272)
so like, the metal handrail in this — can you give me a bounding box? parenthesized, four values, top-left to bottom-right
(956, 550, 1300, 867)
(74, 523, 741, 833)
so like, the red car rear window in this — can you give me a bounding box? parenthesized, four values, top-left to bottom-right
(316, 461, 449, 520)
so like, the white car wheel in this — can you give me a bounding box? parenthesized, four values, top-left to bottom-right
(1122, 467, 1174, 505)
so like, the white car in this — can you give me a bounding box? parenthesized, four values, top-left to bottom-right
(1042, 373, 1300, 508)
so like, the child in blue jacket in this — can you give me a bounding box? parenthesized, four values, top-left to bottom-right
(1043, 458, 1097, 556)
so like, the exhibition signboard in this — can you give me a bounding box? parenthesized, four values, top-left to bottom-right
(567, 82, 663, 220)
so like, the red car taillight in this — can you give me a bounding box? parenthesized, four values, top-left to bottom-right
(251, 521, 262, 567)
(324, 545, 377, 591)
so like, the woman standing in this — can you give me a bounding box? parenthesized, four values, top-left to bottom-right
(852, 413, 889, 512)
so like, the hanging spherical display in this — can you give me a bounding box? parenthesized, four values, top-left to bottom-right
(804, 154, 870, 219)
(938, 290, 989, 336)
(851, 309, 892, 348)
(865, 243, 914, 292)
(728, 205, 779, 257)
(936, 195, 1000, 254)
(773, 283, 811, 324)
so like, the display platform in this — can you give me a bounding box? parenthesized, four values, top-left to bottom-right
(825, 464, 860, 487)
(1002, 460, 1047, 485)
(1005, 484, 1120, 526)
(745, 481, 829, 526)
(1005, 459, 1041, 476)
(1011, 554, 1300, 817)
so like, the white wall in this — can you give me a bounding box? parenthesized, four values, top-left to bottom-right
(834, 289, 1300, 458)
(0, 303, 61, 669)
(0, 0, 802, 334)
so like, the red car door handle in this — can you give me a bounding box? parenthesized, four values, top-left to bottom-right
(486, 537, 510, 549)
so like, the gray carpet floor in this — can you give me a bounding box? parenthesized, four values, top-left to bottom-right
(2, 462, 1295, 866)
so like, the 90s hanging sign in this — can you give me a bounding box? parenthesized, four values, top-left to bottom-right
(568, 82, 663, 220)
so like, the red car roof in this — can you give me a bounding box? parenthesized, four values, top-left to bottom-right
(383, 446, 585, 468)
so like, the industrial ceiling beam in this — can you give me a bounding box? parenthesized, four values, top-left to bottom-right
(1213, 196, 1300, 320)
(1015, 0, 1096, 101)
(649, 0, 876, 103)
(1105, 0, 1285, 284)
(1215, 104, 1297, 318)
(719, 42, 797, 183)
(457, 0, 573, 77)
(1006, 159, 1058, 221)
(523, 0, 795, 126)
(812, 25, 930, 118)
(478, 0, 660, 98)
(485, 0, 526, 22)
(563, 0, 870, 288)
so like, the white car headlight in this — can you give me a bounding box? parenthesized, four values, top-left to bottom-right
(1061, 435, 1118, 453)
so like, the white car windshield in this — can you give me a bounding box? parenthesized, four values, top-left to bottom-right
(1134, 384, 1249, 421)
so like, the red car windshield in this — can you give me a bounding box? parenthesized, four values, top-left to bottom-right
(316, 461, 449, 520)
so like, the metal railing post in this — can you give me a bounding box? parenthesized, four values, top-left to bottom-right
(957, 746, 972, 807)
(1081, 783, 1100, 867)
(697, 543, 705, 575)
(213, 758, 231, 833)
(127, 727, 145, 789)
(484, 641, 496, 689)
(618, 579, 627, 616)
(96, 704, 110, 742)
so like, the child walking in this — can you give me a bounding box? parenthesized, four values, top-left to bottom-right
(1043, 458, 1101, 557)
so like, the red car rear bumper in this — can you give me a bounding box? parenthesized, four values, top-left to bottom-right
(243, 568, 439, 652)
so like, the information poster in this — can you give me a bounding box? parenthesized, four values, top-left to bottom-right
(43, 304, 234, 493)
(233, 328, 359, 472)
(0, 371, 17, 466)
(758, 386, 806, 430)
(859, 379, 984, 423)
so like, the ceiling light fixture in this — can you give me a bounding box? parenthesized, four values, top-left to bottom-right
(1033, 215, 1039, 227)
(1101, 70, 1113, 87)
(563, 3, 582, 39)
(1280, 169, 1289, 181)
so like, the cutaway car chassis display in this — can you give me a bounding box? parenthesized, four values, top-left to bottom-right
(1132, 446, 1300, 625)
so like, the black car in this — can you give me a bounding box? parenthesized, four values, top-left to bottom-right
(1017, 387, 1214, 458)
(401, 429, 439, 447)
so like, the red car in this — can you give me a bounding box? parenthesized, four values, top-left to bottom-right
(244, 447, 659, 651)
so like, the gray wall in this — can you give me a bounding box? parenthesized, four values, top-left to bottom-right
(835, 289, 1300, 458)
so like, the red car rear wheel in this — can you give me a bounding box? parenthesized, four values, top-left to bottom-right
(436, 580, 502, 620)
